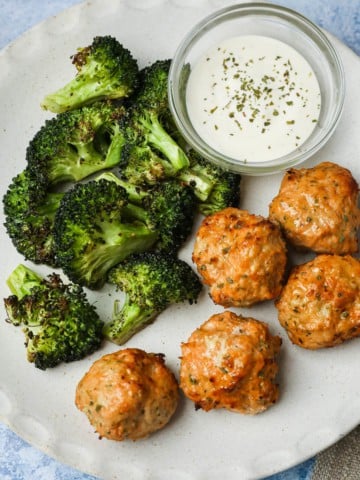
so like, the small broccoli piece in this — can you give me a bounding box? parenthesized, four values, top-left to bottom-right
(178, 150, 241, 215)
(3, 169, 63, 266)
(119, 60, 190, 185)
(104, 252, 202, 344)
(53, 179, 158, 289)
(136, 59, 171, 110)
(97, 172, 197, 252)
(27, 101, 126, 189)
(41, 36, 139, 113)
(3, 264, 104, 370)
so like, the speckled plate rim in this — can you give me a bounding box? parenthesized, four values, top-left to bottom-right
(0, 1, 359, 480)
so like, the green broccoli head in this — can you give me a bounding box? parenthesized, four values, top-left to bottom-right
(27, 100, 126, 189)
(136, 59, 171, 110)
(53, 179, 158, 289)
(4, 264, 104, 370)
(120, 142, 169, 185)
(41, 36, 139, 113)
(96, 172, 197, 253)
(199, 169, 241, 216)
(3, 169, 63, 266)
(178, 150, 241, 214)
(104, 252, 202, 344)
(141, 179, 197, 252)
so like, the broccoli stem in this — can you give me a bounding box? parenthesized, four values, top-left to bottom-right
(122, 203, 149, 223)
(140, 113, 190, 173)
(104, 126, 126, 167)
(6, 264, 42, 300)
(37, 192, 64, 218)
(42, 79, 119, 113)
(177, 169, 215, 201)
(103, 296, 157, 345)
(47, 144, 106, 183)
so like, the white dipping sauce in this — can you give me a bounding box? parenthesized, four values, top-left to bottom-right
(186, 35, 321, 163)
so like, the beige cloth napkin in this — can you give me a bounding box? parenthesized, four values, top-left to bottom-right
(312, 425, 360, 479)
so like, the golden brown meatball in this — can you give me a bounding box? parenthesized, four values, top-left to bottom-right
(75, 348, 179, 441)
(269, 162, 360, 254)
(180, 311, 282, 414)
(276, 255, 360, 349)
(192, 207, 287, 307)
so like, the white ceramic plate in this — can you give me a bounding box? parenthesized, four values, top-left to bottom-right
(0, 1, 359, 479)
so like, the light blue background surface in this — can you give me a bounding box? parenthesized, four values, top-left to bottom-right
(0, 1, 359, 479)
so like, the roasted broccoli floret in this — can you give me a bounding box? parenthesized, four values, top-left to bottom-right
(135, 59, 187, 149)
(119, 60, 190, 185)
(178, 150, 241, 215)
(120, 107, 190, 184)
(41, 36, 139, 113)
(3, 264, 104, 370)
(104, 252, 202, 344)
(121, 145, 240, 215)
(3, 169, 63, 266)
(27, 100, 126, 190)
(53, 179, 158, 289)
(97, 172, 197, 252)
(118, 61, 241, 214)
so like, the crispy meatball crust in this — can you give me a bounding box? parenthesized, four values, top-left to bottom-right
(269, 162, 360, 254)
(75, 348, 179, 441)
(276, 255, 360, 349)
(180, 311, 282, 414)
(192, 207, 287, 307)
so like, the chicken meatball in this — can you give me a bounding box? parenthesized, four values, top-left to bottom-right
(276, 255, 360, 349)
(192, 207, 287, 307)
(75, 348, 179, 440)
(269, 162, 360, 254)
(180, 311, 282, 414)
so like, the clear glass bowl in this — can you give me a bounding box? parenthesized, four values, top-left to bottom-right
(168, 2, 345, 175)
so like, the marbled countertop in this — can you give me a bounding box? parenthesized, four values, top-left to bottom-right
(0, 1, 359, 479)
